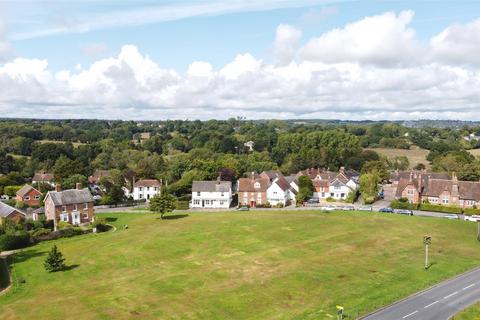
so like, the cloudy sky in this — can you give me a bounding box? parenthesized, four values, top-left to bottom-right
(1, 0, 480, 120)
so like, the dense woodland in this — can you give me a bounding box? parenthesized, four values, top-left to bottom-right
(1, 119, 480, 201)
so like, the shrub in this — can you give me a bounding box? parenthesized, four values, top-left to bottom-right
(31, 228, 52, 237)
(390, 200, 418, 210)
(57, 221, 72, 230)
(15, 201, 28, 209)
(363, 196, 376, 205)
(463, 208, 480, 216)
(176, 200, 190, 210)
(275, 203, 284, 208)
(0, 231, 31, 251)
(419, 204, 462, 214)
(92, 220, 109, 233)
(326, 197, 335, 202)
(24, 219, 44, 231)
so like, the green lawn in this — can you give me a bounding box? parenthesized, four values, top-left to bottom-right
(453, 303, 480, 320)
(1, 210, 480, 320)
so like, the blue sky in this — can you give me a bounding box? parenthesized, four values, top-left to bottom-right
(4, 0, 479, 71)
(1, 0, 480, 120)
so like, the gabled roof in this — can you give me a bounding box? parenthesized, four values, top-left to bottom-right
(284, 175, 298, 185)
(192, 181, 232, 192)
(16, 185, 40, 198)
(272, 176, 291, 192)
(134, 179, 161, 187)
(0, 201, 25, 218)
(261, 171, 283, 182)
(46, 189, 94, 206)
(88, 170, 111, 184)
(32, 172, 54, 182)
(238, 177, 269, 192)
(423, 179, 480, 201)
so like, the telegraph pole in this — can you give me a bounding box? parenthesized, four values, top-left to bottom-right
(424, 235, 431, 269)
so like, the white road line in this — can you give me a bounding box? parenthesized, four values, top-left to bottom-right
(424, 300, 439, 309)
(402, 310, 418, 318)
(443, 291, 458, 299)
(462, 284, 475, 290)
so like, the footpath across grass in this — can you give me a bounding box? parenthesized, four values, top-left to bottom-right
(1, 210, 480, 319)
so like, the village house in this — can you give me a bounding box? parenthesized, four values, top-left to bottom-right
(132, 179, 161, 201)
(300, 167, 359, 201)
(190, 178, 232, 209)
(32, 172, 55, 187)
(238, 173, 269, 207)
(266, 175, 292, 206)
(386, 170, 480, 208)
(44, 183, 94, 230)
(16, 185, 42, 207)
(88, 169, 111, 185)
(0, 201, 26, 224)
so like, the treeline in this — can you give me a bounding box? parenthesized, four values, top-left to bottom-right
(1, 119, 480, 197)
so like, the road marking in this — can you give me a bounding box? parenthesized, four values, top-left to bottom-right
(443, 291, 458, 299)
(402, 310, 418, 318)
(424, 300, 439, 309)
(462, 284, 475, 290)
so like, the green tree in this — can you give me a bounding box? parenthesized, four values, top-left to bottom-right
(44, 245, 66, 272)
(359, 172, 381, 204)
(149, 192, 177, 219)
(296, 176, 314, 205)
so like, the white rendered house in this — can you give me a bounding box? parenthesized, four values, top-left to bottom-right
(132, 179, 161, 201)
(266, 176, 291, 206)
(190, 180, 232, 209)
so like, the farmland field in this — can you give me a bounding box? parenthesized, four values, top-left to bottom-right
(1, 211, 480, 319)
(366, 147, 430, 169)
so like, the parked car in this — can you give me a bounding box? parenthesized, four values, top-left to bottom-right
(444, 214, 459, 220)
(306, 198, 319, 204)
(0, 194, 10, 200)
(341, 205, 355, 211)
(379, 207, 394, 213)
(465, 215, 480, 222)
(320, 205, 336, 212)
(395, 209, 414, 216)
(237, 206, 250, 211)
(358, 205, 373, 212)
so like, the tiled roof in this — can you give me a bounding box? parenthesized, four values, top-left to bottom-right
(32, 172, 54, 182)
(238, 177, 269, 192)
(424, 179, 480, 201)
(134, 179, 161, 187)
(192, 181, 232, 192)
(273, 176, 291, 192)
(88, 170, 111, 184)
(47, 189, 94, 206)
(0, 201, 25, 218)
(16, 185, 40, 198)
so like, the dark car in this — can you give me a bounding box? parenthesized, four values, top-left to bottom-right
(379, 207, 393, 213)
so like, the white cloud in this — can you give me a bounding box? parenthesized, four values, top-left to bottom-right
(430, 18, 480, 66)
(2, 11, 480, 120)
(300, 10, 421, 66)
(273, 24, 302, 66)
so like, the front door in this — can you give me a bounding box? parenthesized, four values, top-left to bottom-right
(72, 212, 81, 225)
(250, 201, 255, 208)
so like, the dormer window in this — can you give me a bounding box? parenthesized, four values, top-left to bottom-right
(254, 182, 260, 189)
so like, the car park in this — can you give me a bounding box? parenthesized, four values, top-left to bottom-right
(464, 215, 480, 222)
(358, 205, 373, 212)
(394, 209, 414, 216)
(379, 207, 393, 213)
(444, 214, 459, 220)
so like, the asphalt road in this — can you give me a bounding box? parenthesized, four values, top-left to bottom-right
(362, 268, 480, 320)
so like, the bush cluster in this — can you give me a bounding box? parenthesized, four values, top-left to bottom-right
(0, 231, 31, 251)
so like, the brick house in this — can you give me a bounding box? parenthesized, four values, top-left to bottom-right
(0, 201, 26, 224)
(44, 183, 94, 230)
(16, 185, 42, 207)
(238, 173, 269, 207)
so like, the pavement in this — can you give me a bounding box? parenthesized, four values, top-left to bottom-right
(362, 268, 480, 320)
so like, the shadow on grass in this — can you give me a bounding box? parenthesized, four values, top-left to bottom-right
(13, 249, 47, 264)
(159, 214, 189, 220)
(425, 262, 436, 270)
(105, 217, 118, 222)
(61, 264, 80, 272)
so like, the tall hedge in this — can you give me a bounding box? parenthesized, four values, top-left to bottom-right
(419, 204, 462, 214)
(390, 200, 418, 210)
(463, 208, 480, 216)
(0, 231, 31, 251)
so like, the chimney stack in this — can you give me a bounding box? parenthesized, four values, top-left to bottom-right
(76, 182, 82, 190)
(55, 184, 61, 192)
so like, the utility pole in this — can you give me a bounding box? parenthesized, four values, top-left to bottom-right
(424, 235, 431, 270)
(477, 222, 480, 242)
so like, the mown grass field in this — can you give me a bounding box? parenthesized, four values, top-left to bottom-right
(1, 211, 480, 319)
(366, 147, 430, 169)
(454, 303, 480, 320)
